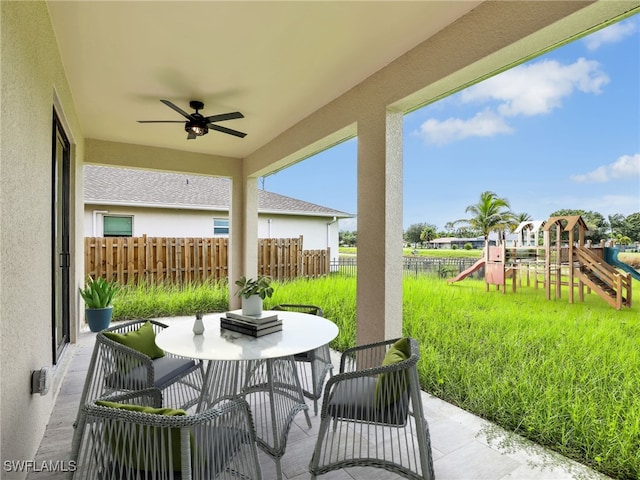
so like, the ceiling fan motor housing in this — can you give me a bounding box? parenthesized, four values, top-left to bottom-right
(189, 100, 205, 111)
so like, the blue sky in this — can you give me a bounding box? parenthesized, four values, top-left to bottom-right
(263, 16, 640, 232)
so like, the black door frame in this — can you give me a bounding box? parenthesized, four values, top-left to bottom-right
(52, 108, 70, 363)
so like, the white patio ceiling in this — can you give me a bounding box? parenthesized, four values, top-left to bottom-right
(46, 1, 481, 159)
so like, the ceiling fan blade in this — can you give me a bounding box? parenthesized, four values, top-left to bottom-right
(160, 99, 193, 120)
(204, 112, 244, 123)
(209, 124, 247, 138)
(137, 120, 186, 123)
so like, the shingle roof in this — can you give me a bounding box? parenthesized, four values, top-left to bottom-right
(84, 165, 352, 218)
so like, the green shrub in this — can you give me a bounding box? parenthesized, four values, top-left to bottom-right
(437, 264, 458, 278)
(464, 242, 473, 250)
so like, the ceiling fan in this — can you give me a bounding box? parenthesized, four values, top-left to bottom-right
(137, 99, 247, 140)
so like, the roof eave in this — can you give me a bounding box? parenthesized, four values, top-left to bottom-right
(84, 200, 354, 218)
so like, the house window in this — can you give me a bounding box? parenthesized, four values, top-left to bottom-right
(103, 215, 133, 237)
(213, 218, 229, 236)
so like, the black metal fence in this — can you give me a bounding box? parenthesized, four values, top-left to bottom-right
(330, 257, 484, 279)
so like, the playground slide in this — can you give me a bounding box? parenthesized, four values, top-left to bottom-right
(447, 258, 485, 284)
(604, 247, 640, 281)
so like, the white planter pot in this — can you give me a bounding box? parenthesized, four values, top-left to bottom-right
(242, 295, 263, 316)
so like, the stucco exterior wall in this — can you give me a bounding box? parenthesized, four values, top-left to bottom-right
(83, 206, 340, 262)
(257, 214, 339, 257)
(84, 206, 228, 238)
(0, 2, 83, 477)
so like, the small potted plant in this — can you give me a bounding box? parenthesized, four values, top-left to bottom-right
(234, 275, 274, 316)
(79, 276, 119, 332)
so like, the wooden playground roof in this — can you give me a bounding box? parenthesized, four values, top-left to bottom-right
(541, 215, 590, 232)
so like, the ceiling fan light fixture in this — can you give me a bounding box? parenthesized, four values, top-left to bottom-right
(185, 122, 208, 136)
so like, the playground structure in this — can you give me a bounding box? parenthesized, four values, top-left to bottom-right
(448, 215, 634, 310)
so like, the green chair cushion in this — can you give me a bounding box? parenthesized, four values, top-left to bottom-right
(96, 400, 187, 471)
(103, 321, 165, 359)
(375, 337, 411, 406)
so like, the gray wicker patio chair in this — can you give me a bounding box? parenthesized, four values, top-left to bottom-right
(72, 320, 204, 461)
(272, 304, 333, 415)
(309, 337, 435, 480)
(73, 388, 263, 480)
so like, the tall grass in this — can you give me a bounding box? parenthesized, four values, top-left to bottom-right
(113, 279, 229, 320)
(113, 275, 639, 478)
(401, 277, 639, 479)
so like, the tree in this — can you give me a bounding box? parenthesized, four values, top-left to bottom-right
(404, 223, 429, 246)
(511, 212, 533, 245)
(339, 230, 357, 247)
(512, 212, 532, 229)
(608, 213, 626, 237)
(550, 209, 608, 243)
(615, 234, 632, 245)
(419, 225, 438, 245)
(621, 212, 640, 242)
(453, 191, 514, 240)
(443, 221, 456, 234)
(443, 221, 479, 238)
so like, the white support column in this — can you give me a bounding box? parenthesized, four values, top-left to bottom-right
(356, 109, 404, 344)
(243, 176, 259, 280)
(229, 174, 259, 309)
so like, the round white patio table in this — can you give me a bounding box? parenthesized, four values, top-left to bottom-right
(155, 310, 339, 480)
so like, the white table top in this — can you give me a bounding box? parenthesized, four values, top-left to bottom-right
(155, 310, 339, 361)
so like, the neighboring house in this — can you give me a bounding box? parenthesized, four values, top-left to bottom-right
(84, 166, 352, 263)
(428, 237, 487, 250)
(428, 230, 536, 250)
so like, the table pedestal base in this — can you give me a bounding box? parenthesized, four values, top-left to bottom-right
(199, 357, 312, 479)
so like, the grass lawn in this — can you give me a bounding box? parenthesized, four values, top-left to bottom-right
(340, 246, 483, 258)
(113, 273, 639, 479)
(343, 246, 640, 265)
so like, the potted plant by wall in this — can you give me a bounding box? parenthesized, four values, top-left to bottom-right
(79, 276, 119, 332)
(234, 275, 274, 316)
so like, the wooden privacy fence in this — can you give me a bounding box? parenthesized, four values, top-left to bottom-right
(85, 235, 330, 284)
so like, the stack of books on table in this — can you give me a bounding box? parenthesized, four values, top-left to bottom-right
(220, 310, 282, 337)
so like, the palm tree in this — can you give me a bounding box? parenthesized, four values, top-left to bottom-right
(512, 212, 533, 245)
(513, 212, 532, 228)
(453, 191, 514, 241)
(420, 225, 437, 246)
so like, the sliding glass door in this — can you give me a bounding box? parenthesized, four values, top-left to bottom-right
(52, 109, 70, 362)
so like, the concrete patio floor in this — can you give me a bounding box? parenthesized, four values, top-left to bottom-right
(29, 317, 608, 480)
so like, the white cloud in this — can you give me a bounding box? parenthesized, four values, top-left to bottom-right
(583, 20, 637, 51)
(571, 154, 640, 183)
(419, 109, 513, 145)
(417, 57, 610, 145)
(461, 58, 609, 117)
